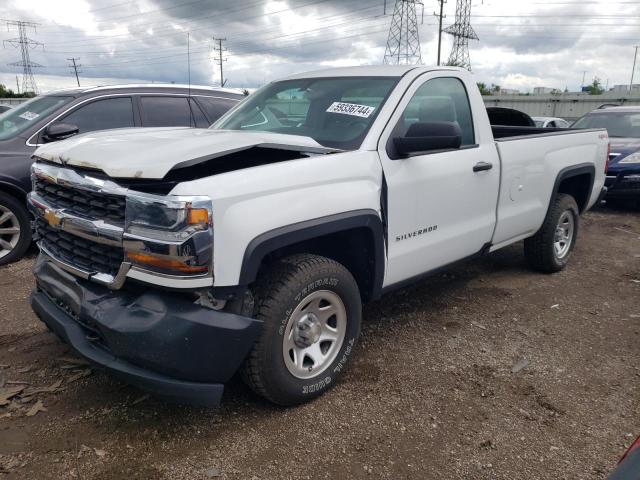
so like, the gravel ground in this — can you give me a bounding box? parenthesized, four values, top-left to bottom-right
(0, 205, 638, 479)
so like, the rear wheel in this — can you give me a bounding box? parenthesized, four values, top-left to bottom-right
(524, 193, 579, 273)
(242, 254, 361, 406)
(0, 192, 31, 266)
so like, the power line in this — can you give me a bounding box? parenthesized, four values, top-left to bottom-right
(34, 2, 639, 52)
(473, 14, 640, 17)
(42, 7, 383, 59)
(2, 19, 43, 94)
(212, 37, 227, 87)
(42, 0, 336, 45)
(36, 17, 640, 60)
(45, 16, 390, 70)
(67, 57, 81, 86)
(383, 0, 424, 65)
(41, 7, 385, 57)
(18, 18, 639, 73)
(72, 27, 389, 71)
(40, 0, 265, 33)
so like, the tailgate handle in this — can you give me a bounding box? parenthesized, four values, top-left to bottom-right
(473, 161, 493, 172)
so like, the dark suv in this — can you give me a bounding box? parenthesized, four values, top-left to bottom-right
(0, 84, 243, 265)
(572, 106, 640, 204)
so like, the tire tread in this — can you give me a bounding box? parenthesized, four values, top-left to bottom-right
(242, 254, 354, 404)
(0, 191, 31, 266)
(524, 193, 578, 273)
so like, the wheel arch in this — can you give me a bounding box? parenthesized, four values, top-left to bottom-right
(550, 163, 595, 213)
(239, 210, 385, 303)
(0, 181, 28, 202)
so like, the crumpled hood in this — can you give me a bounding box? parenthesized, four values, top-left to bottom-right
(609, 137, 640, 173)
(33, 127, 334, 179)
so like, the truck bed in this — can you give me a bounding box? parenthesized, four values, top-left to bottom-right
(490, 127, 607, 249)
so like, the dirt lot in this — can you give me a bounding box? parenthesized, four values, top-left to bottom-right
(0, 205, 638, 480)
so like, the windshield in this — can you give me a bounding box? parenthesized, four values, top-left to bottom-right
(572, 111, 640, 138)
(0, 95, 73, 141)
(534, 120, 544, 127)
(212, 77, 399, 150)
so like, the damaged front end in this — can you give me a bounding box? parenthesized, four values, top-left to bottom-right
(27, 160, 263, 406)
(31, 256, 261, 406)
(28, 161, 214, 290)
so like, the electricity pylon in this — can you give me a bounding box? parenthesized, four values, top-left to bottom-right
(443, 0, 478, 71)
(383, 0, 424, 65)
(3, 20, 43, 94)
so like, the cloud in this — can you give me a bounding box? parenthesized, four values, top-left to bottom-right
(0, 0, 637, 93)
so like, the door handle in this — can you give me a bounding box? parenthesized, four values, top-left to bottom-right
(473, 161, 493, 172)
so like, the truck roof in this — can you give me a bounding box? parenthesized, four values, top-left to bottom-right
(280, 65, 464, 80)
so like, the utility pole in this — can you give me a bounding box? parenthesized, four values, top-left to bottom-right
(212, 37, 227, 87)
(383, 0, 424, 65)
(630, 46, 639, 94)
(581, 71, 587, 89)
(434, 0, 446, 66)
(3, 19, 43, 94)
(67, 57, 81, 87)
(15, 75, 19, 94)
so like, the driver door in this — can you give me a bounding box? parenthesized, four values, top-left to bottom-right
(378, 74, 500, 287)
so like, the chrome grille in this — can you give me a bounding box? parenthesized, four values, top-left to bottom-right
(35, 218, 124, 277)
(34, 177, 126, 224)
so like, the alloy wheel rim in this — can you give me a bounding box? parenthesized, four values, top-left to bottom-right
(0, 205, 20, 259)
(282, 290, 347, 379)
(553, 210, 574, 259)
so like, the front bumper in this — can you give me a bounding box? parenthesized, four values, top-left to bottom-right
(605, 173, 640, 198)
(31, 256, 262, 406)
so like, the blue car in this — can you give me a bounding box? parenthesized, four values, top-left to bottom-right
(573, 106, 640, 203)
(609, 434, 640, 480)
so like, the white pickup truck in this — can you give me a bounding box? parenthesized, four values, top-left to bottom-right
(27, 66, 608, 407)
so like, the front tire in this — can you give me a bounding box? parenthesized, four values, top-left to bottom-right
(242, 254, 361, 406)
(0, 192, 31, 266)
(524, 193, 579, 273)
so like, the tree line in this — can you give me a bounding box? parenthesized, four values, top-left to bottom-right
(0, 84, 36, 98)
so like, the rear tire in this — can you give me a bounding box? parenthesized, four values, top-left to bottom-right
(524, 193, 579, 273)
(0, 192, 31, 266)
(242, 254, 361, 406)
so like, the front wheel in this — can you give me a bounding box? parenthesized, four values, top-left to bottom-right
(242, 254, 361, 406)
(524, 193, 579, 273)
(0, 192, 32, 266)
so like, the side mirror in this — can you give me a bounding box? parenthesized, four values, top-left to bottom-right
(394, 121, 462, 157)
(43, 122, 79, 142)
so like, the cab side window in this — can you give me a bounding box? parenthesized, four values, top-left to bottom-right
(61, 97, 135, 134)
(399, 77, 475, 146)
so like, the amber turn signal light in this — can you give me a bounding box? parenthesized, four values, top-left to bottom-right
(187, 208, 210, 226)
(126, 251, 208, 274)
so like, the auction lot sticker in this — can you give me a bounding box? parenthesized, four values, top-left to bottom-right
(19, 111, 40, 121)
(326, 102, 375, 118)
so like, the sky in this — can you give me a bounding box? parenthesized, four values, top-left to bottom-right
(0, 0, 638, 94)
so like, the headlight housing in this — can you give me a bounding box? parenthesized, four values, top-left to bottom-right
(123, 194, 213, 277)
(619, 151, 640, 164)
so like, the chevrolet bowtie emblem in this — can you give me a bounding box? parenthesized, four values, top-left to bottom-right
(44, 209, 63, 228)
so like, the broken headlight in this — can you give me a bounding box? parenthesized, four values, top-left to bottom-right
(123, 194, 213, 277)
